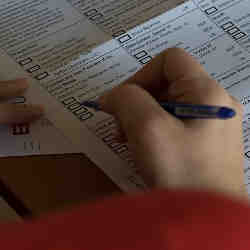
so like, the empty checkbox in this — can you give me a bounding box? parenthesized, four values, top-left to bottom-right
(232, 32, 247, 40)
(134, 51, 148, 59)
(19, 57, 32, 66)
(84, 9, 98, 17)
(205, 7, 218, 15)
(118, 34, 132, 44)
(35, 72, 49, 81)
(90, 13, 103, 21)
(221, 22, 235, 31)
(27, 65, 41, 73)
(140, 56, 152, 64)
(62, 97, 77, 105)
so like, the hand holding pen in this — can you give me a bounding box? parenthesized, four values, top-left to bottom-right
(83, 101, 236, 120)
(85, 48, 245, 197)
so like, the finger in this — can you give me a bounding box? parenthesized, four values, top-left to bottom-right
(163, 48, 209, 82)
(162, 78, 227, 106)
(124, 52, 166, 93)
(157, 48, 238, 129)
(99, 84, 182, 142)
(0, 79, 29, 99)
(0, 104, 44, 124)
(161, 48, 228, 106)
(125, 48, 209, 96)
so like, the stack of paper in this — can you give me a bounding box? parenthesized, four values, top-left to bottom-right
(0, 0, 250, 194)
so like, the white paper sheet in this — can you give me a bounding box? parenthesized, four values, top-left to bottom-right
(0, 118, 79, 157)
(1, 0, 250, 192)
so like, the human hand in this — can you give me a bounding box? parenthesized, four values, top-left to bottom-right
(0, 79, 43, 124)
(100, 48, 246, 198)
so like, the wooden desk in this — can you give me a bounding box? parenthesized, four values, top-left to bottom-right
(0, 154, 120, 216)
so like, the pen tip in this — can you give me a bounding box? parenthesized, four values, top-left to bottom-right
(218, 107, 236, 119)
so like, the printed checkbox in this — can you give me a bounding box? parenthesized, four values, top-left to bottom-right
(68, 102, 81, 111)
(134, 51, 148, 59)
(112, 30, 126, 38)
(19, 58, 32, 66)
(221, 22, 235, 31)
(12, 124, 30, 135)
(232, 32, 247, 40)
(140, 56, 152, 64)
(27, 65, 41, 73)
(90, 13, 103, 21)
(79, 112, 93, 121)
(227, 27, 240, 35)
(74, 107, 87, 115)
(118, 34, 132, 44)
(205, 6, 218, 15)
(62, 97, 77, 105)
(35, 72, 49, 81)
(84, 9, 98, 17)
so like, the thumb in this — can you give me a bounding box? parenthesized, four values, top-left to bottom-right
(99, 84, 182, 142)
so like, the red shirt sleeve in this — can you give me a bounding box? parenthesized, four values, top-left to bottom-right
(1, 189, 250, 250)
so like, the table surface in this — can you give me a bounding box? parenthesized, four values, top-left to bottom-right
(0, 154, 120, 216)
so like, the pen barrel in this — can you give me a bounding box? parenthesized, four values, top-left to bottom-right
(160, 103, 235, 119)
(175, 106, 220, 118)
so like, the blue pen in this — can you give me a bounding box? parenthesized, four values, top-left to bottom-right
(81, 101, 236, 120)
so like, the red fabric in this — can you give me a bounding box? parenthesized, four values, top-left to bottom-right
(1, 190, 250, 250)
